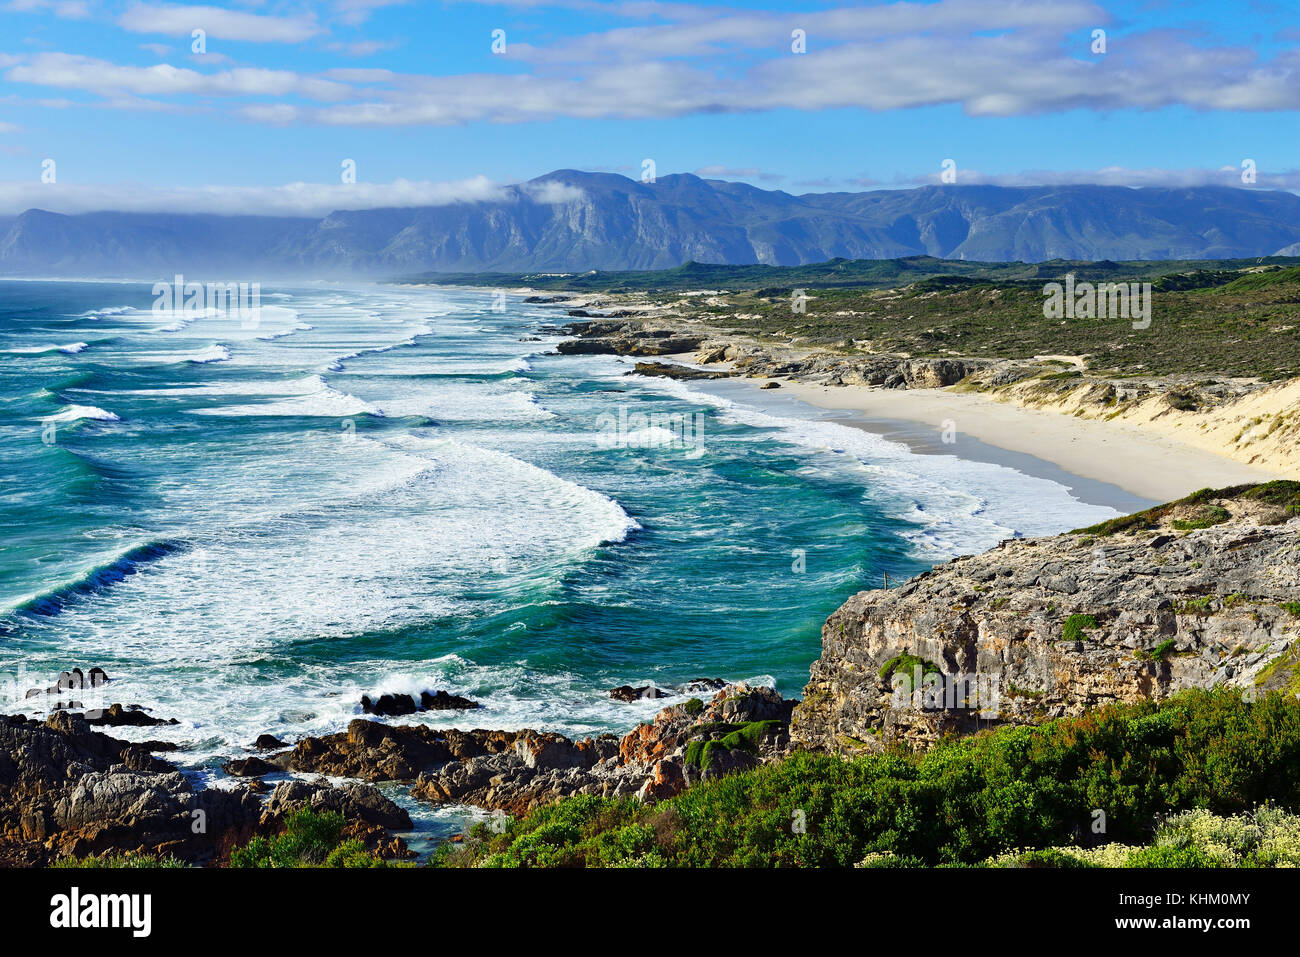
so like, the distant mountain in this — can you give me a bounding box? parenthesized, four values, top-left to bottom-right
(2, 172, 1299, 278)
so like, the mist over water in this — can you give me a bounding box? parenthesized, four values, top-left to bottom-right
(0, 280, 1118, 770)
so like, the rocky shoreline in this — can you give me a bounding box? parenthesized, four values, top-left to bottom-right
(0, 681, 797, 864)
(544, 297, 1289, 459)
(4, 482, 1298, 865)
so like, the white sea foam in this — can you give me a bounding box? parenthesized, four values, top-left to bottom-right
(324, 324, 435, 372)
(372, 386, 554, 421)
(1, 430, 640, 761)
(45, 404, 120, 423)
(641, 377, 1118, 556)
(2, 342, 89, 355)
(256, 323, 314, 341)
(383, 435, 640, 548)
(186, 344, 232, 364)
(192, 377, 381, 417)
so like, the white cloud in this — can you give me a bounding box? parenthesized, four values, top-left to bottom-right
(0, 175, 587, 216)
(7, 53, 352, 101)
(333, 0, 409, 27)
(5, 0, 91, 19)
(4, 0, 1298, 128)
(117, 3, 323, 44)
(897, 165, 1300, 190)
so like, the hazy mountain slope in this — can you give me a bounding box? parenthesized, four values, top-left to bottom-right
(0, 210, 314, 276)
(1, 173, 1297, 277)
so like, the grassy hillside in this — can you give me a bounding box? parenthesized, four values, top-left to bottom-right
(407, 256, 1300, 378)
(693, 265, 1300, 379)
(399, 254, 1300, 294)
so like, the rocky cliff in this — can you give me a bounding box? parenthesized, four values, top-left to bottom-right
(790, 482, 1300, 752)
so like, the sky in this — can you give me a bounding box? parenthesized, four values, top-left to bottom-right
(0, 0, 1296, 215)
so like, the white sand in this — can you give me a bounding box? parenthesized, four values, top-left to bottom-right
(777, 380, 1283, 503)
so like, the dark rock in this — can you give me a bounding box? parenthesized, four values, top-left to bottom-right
(360, 693, 418, 716)
(362, 690, 479, 715)
(609, 685, 666, 702)
(254, 733, 288, 750)
(25, 666, 110, 700)
(0, 711, 260, 865)
(680, 677, 727, 694)
(223, 757, 276, 777)
(419, 690, 479, 711)
(84, 703, 178, 727)
(630, 361, 727, 381)
(410, 682, 796, 815)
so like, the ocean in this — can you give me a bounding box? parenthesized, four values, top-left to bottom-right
(0, 280, 1120, 825)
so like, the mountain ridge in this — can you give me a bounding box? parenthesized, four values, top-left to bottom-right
(2, 172, 1298, 278)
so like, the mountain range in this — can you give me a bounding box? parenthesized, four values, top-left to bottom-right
(2, 171, 1299, 278)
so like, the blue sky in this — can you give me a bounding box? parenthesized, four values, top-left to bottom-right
(0, 0, 1296, 214)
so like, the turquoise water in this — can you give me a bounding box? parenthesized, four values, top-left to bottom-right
(0, 280, 1119, 770)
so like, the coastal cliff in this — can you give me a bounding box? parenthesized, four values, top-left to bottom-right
(790, 482, 1300, 752)
(5, 484, 1300, 866)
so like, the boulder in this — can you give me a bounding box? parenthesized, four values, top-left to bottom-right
(419, 690, 479, 711)
(609, 685, 666, 702)
(223, 757, 276, 777)
(85, 703, 178, 727)
(263, 780, 412, 831)
(360, 693, 418, 717)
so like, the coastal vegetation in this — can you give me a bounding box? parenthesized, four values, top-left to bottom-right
(404, 254, 1300, 295)
(1072, 481, 1300, 536)
(978, 806, 1300, 868)
(230, 808, 407, 869)
(695, 267, 1300, 379)
(432, 688, 1300, 868)
(419, 255, 1300, 379)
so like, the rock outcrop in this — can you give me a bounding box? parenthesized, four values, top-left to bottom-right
(792, 483, 1300, 752)
(0, 710, 418, 865)
(360, 689, 480, 716)
(280, 683, 795, 816)
(0, 712, 262, 864)
(557, 319, 707, 357)
(555, 317, 1033, 390)
(413, 682, 793, 813)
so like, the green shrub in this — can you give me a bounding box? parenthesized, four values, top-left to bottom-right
(1123, 844, 1222, 868)
(436, 688, 1300, 868)
(1062, 613, 1097, 643)
(879, 653, 941, 691)
(1172, 505, 1230, 530)
(684, 719, 783, 771)
(1138, 639, 1178, 661)
(230, 808, 406, 868)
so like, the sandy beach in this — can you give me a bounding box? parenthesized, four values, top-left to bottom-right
(773, 378, 1283, 504)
